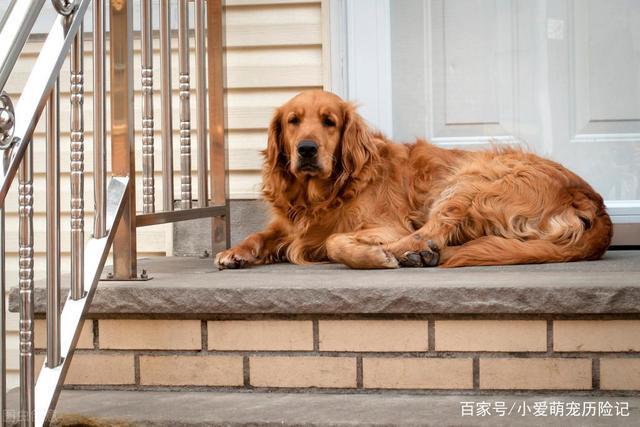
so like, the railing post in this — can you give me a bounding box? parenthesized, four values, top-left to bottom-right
(141, 0, 155, 214)
(109, 0, 137, 279)
(195, 0, 208, 208)
(0, 200, 6, 426)
(160, 1, 174, 212)
(93, 0, 106, 239)
(179, 0, 192, 209)
(207, 0, 230, 252)
(46, 81, 61, 368)
(70, 24, 85, 299)
(18, 141, 34, 427)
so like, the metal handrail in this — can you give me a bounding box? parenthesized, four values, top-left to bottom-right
(0, 0, 47, 96)
(0, 2, 92, 425)
(0, 0, 229, 425)
(0, 1, 89, 201)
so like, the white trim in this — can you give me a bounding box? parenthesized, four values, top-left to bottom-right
(570, 133, 640, 144)
(431, 136, 522, 147)
(323, 0, 348, 97)
(327, 0, 393, 135)
(606, 200, 640, 224)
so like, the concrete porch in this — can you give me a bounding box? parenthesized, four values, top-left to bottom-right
(13, 250, 640, 315)
(8, 250, 640, 425)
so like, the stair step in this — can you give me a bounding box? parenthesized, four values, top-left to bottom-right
(7, 389, 640, 426)
(6, 252, 640, 403)
(9, 251, 640, 316)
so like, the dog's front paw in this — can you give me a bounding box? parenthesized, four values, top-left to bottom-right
(215, 247, 256, 270)
(388, 238, 441, 268)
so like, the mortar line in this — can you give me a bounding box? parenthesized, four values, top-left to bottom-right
(243, 355, 251, 388)
(428, 319, 435, 352)
(66, 348, 640, 358)
(92, 319, 99, 350)
(473, 357, 480, 389)
(62, 384, 640, 397)
(134, 353, 141, 385)
(201, 320, 208, 351)
(313, 319, 320, 352)
(592, 358, 600, 390)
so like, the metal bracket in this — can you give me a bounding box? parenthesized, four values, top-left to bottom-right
(100, 268, 152, 281)
(0, 91, 15, 149)
(51, 0, 78, 15)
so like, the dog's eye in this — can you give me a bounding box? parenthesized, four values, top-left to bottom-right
(288, 116, 300, 125)
(322, 117, 336, 127)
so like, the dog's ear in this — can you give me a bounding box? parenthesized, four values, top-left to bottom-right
(263, 108, 285, 174)
(262, 108, 292, 203)
(337, 103, 379, 185)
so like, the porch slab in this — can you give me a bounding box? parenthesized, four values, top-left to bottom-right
(8, 251, 640, 315)
(6, 389, 640, 426)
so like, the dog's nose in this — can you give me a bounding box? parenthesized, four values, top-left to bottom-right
(297, 140, 318, 158)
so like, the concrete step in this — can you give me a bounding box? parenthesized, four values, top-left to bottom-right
(10, 250, 640, 316)
(7, 389, 640, 426)
(6, 252, 640, 413)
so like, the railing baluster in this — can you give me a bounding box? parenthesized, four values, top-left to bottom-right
(195, 0, 208, 208)
(160, 0, 174, 212)
(70, 25, 85, 300)
(18, 141, 34, 427)
(93, 0, 106, 239)
(46, 81, 61, 368)
(178, 0, 192, 209)
(141, 0, 155, 214)
(0, 190, 6, 426)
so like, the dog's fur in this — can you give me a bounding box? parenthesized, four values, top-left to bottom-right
(215, 90, 612, 269)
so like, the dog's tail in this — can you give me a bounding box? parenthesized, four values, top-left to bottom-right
(440, 237, 573, 267)
(441, 225, 611, 269)
(441, 196, 613, 268)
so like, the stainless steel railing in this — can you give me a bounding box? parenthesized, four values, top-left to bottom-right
(178, 0, 193, 210)
(92, 0, 106, 239)
(141, 0, 155, 214)
(0, 1, 229, 425)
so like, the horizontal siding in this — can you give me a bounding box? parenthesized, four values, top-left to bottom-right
(2, 1, 325, 387)
(227, 0, 319, 5)
(227, 1, 322, 54)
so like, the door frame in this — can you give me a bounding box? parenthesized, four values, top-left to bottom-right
(324, 0, 393, 136)
(324, 0, 640, 244)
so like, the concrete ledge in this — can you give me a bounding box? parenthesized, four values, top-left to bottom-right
(6, 389, 640, 426)
(8, 251, 640, 315)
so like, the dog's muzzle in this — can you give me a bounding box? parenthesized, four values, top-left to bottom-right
(297, 140, 320, 172)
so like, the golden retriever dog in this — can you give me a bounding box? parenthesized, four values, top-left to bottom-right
(215, 90, 612, 269)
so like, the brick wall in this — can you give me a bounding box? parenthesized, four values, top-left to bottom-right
(33, 318, 640, 392)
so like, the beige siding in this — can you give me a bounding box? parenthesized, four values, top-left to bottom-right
(225, 1, 324, 197)
(2, 0, 325, 388)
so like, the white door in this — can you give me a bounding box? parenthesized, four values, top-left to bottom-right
(331, 0, 640, 245)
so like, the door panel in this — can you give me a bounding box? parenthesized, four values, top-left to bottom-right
(431, 0, 516, 142)
(440, 0, 501, 126)
(390, 0, 640, 242)
(554, 0, 640, 201)
(578, 0, 640, 125)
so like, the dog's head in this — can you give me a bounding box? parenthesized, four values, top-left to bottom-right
(263, 90, 378, 198)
